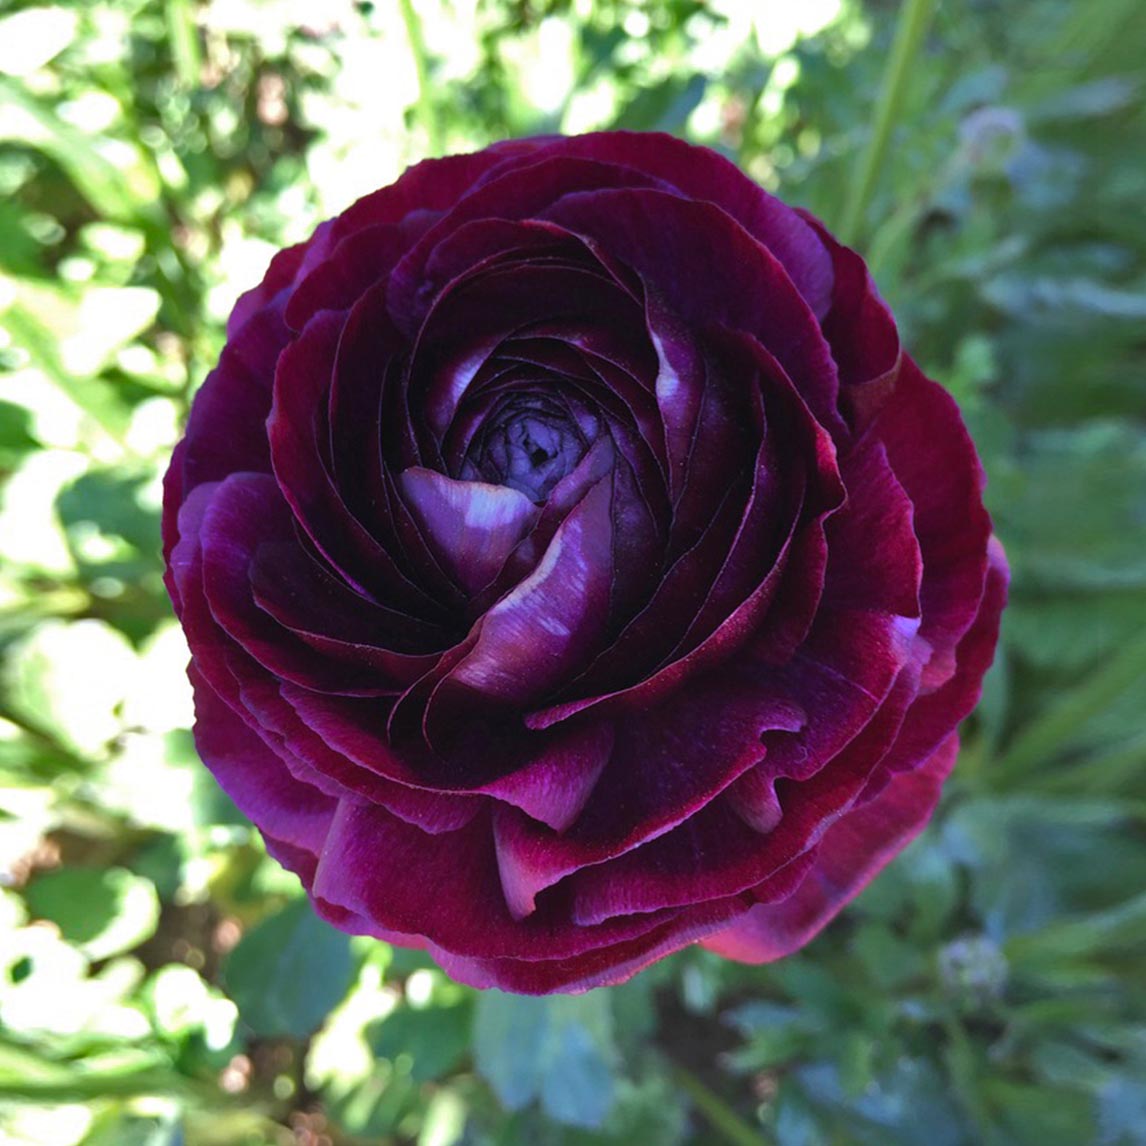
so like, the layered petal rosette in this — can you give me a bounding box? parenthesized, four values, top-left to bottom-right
(164, 132, 1007, 994)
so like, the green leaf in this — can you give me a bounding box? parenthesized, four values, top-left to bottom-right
(943, 797, 1146, 935)
(5, 619, 138, 758)
(0, 400, 40, 464)
(1, 302, 131, 440)
(983, 274, 1146, 321)
(0, 76, 157, 224)
(995, 625, 1146, 779)
(984, 1079, 1095, 1146)
(1005, 591, 1146, 672)
(612, 75, 706, 133)
(222, 898, 355, 1038)
(795, 1057, 967, 1146)
(24, 867, 160, 961)
(473, 991, 617, 1129)
(1006, 892, 1146, 968)
(991, 424, 1146, 591)
(368, 1001, 472, 1083)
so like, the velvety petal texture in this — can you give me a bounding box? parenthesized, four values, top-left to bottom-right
(164, 131, 1007, 994)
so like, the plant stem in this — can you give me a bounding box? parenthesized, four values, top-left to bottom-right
(397, 0, 443, 157)
(166, 0, 203, 89)
(672, 1063, 770, 1146)
(840, 0, 938, 247)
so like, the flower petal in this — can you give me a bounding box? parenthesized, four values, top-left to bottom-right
(701, 734, 959, 963)
(398, 467, 540, 596)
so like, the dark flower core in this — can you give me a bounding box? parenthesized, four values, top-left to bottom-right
(465, 395, 592, 502)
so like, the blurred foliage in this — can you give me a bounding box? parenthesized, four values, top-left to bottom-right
(0, 0, 1144, 1143)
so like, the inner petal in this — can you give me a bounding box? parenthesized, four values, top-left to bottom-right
(467, 395, 592, 503)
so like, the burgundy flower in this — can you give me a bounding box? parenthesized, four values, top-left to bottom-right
(164, 132, 1007, 994)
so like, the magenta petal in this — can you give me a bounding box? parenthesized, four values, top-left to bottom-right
(427, 900, 747, 995)
(281, 678, 610, 829)
(387, 156, 660, 335)
(179, 298, 289, 497)
(551, 132, 834, 319)
(284, 223, 406, 333)
(769, 605, 922, 773)
(728, 768, 784, 833)
(525, 343, 844, 729)
(311, 801, 688, 961)
(162, 438, 188, 591)
(199, 473, 393, 696)
(797, 210, 901, 428)
(171, 480, 481, 832)
(399, 467, 540, 596)
(434, 477, 614, 707)
(493, 679, 805, 916)
(266, 311, 444, 614)
(234, 673, 483, 833)
(329, 145, 547, 247)
(567, 637, 924, 925)
(702, 734, 959, 963)
(250, 542, 444, 683)
(484, 721, 613, 846)
(569, 810, 818, 926)
(226, 237, 313, 338)
(822, 439, 922, 618)
(873, 537, 1008, 784)
(871, 358, 993, 690)
(541, 188, 845, 439)
(189, 665, 336, 855)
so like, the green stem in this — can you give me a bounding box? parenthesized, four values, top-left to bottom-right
(397, 0, 443, 156)
(672, 1063, 770, 1146)
(0, 1068, 233, 1105)
(839, 0, 938, 247)
(166, 0, 203, 89)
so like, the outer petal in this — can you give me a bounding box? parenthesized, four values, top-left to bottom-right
(797, 211, 901, 429)
(864, 536, 1008, 794)
(701, 734, 959, 963)
(493, 678, 805, 918)
(872, 358, 993, 690)
(190, 665, 336, 856)
(428, 898, 748, 995)
(179, 298, 289, 496)
(552, 131, 835, 319)
(311, 801, 701, 961)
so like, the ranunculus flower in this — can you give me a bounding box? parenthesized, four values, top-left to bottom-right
(164, 132, 1007, 994)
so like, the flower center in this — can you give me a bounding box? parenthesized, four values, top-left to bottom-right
(470, 398, 589, 503)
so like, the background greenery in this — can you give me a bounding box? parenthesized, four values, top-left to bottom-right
(0, 0, 1143, 1142)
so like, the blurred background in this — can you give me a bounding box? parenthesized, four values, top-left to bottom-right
(1, 0, 1144, 1142)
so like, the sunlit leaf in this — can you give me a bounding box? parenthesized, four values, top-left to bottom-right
(24, 867, 160, 962)
(222, 898, 355, 1038)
